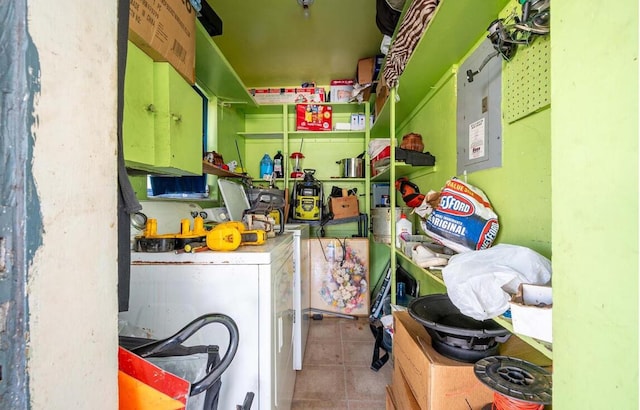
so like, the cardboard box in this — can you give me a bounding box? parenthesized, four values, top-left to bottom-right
(357, 57, 375, 85)
(391, 363, 421, 410)
(375, 78, 390, 119)
(510, 284, 553, 343)
(330, 79, 354, 102)
(129, 0, 196, 84)
(249, 87, 326, 104)
(393, 311, 494, 410)
(296, 104, 332, 131)
(330, 192, 359, 219)
(386, 386, 396, 410)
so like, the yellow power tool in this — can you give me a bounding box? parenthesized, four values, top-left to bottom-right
(210, 221, 267, 246)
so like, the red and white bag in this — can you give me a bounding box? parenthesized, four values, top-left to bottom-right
(422, 178, 499, 253)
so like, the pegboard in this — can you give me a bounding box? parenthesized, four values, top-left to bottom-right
(504, 35, 551, 123)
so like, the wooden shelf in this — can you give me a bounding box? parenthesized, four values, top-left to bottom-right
(371, 0, 510, 134)
(202, 160, 249, 178)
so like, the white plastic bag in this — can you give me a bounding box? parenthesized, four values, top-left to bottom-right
(442, 244, 552, 320)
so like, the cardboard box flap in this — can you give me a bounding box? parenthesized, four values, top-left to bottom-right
(395, 311, 477, 367)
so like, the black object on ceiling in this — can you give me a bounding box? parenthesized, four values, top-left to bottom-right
(199, 1, 223, 37)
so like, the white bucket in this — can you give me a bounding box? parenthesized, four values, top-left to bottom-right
(371, 207, 413, 244)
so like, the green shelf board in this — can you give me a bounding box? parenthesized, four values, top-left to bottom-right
(195, 22, 255, 105)
(237, 132, 284, 139)
(396, 250, 445, 286)
(371, 163, 436, 182)
(372, 0, 509, 134)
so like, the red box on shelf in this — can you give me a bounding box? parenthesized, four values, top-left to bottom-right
(296, 104, 332, 131)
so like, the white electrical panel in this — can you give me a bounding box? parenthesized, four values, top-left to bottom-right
(457, 39, 503, 175)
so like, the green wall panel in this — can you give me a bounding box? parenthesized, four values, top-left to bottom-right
(552, 0, 638, 408)
(397, 47, 552, 259)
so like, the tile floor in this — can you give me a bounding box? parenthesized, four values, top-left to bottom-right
(291, 317, 392, 410)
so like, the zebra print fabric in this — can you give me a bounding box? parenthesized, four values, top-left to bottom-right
(383, 0, 440, 89)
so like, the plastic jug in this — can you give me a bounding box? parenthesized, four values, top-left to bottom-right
(260, 154, 274, 178)
(396, 213, 412, 248)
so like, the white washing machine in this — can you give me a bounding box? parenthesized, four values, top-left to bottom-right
(285, 223, 310, 370)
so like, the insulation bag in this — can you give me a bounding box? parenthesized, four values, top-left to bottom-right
(422, 178, 499, 253)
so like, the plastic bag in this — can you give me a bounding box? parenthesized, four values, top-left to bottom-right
(442, 244, 552, 320)
(422, 178, 499, 253)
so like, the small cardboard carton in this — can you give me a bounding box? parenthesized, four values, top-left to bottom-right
(128, 0, 196, 84)
(330, 190, 359, 219)
(295, 104, 332, 131)
(510, 283, 553, 343)
(374, 78, 390, 119)
(356, 57, 376, 85)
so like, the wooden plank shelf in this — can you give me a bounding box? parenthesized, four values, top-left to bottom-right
(202, 160, 249, 178)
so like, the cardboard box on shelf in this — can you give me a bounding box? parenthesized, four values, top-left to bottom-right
(295, 104, 332, 131)
(356, 57, 375, 101)
(330, 191, 359, 219)
(393, 311, 494, 410)
(375, 79, 390, 119)
(330, 79, 354, 102)
(510, 284, 553, 343)
(249, 87, 326, 104)
(129, 0, 196, 84)
(357, 57, 375, 85)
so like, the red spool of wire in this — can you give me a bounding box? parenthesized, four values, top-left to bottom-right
(474, 356, 552, 410)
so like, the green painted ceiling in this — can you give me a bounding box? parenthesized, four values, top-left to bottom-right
(205, 0, 383, 88)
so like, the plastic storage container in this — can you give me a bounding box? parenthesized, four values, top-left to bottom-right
(260, 154, 273, 178)
(395, 213, 413, 248)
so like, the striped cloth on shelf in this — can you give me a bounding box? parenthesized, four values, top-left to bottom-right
(383, 0, 440, 89)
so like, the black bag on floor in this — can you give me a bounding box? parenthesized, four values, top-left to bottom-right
(369, 319, 390, 372)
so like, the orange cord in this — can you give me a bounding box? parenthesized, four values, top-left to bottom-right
(492, 392, 544, 410)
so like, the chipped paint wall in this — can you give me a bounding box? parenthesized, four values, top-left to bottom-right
(27, 0, 119, 408)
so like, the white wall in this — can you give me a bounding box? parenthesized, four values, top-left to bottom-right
(27, 0, 119, 408)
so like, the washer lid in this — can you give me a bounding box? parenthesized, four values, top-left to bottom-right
(217, 179, 250, 222)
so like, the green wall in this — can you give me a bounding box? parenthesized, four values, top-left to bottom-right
(397, 70, 552, 257)
(552, 1, 638, 408)
(395, 0, 639, 407)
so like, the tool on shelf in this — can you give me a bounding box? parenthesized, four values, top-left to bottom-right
(292, 169, 323, 221)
